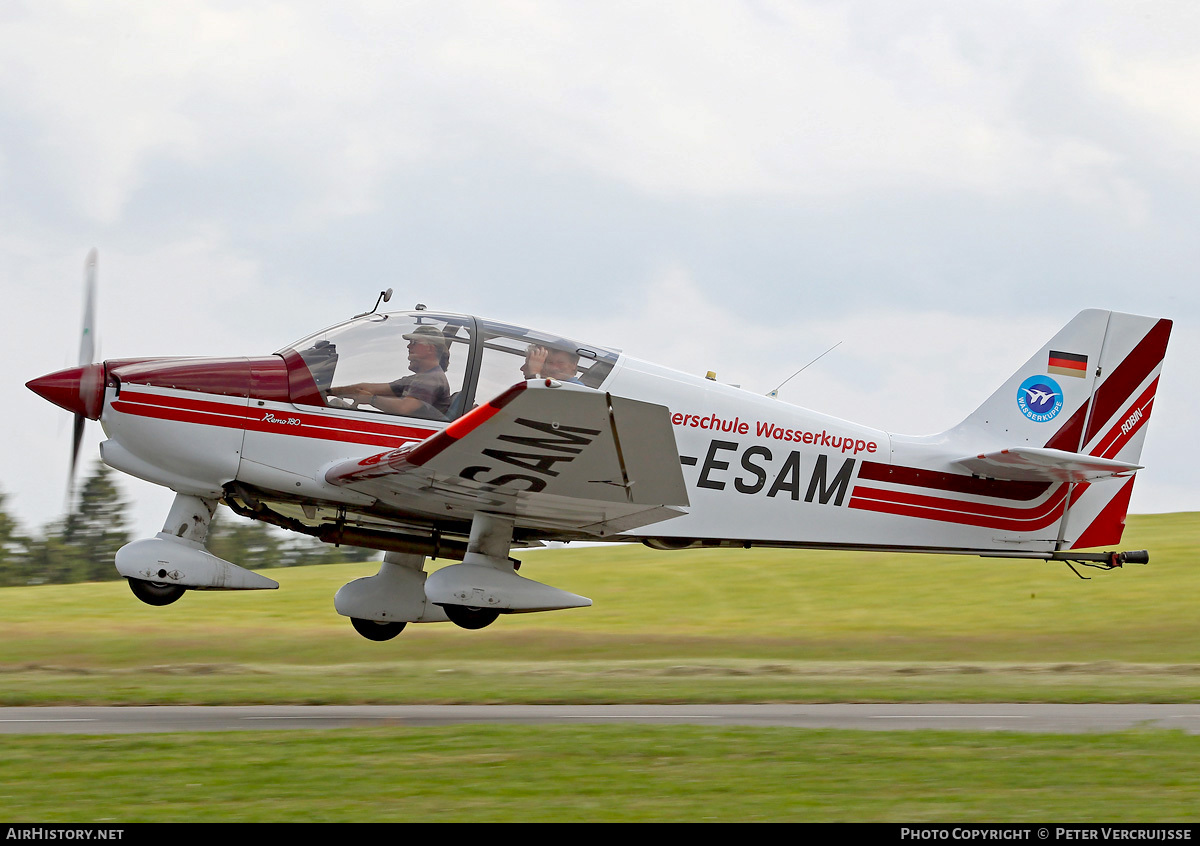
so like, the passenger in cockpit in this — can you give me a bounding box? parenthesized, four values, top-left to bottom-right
(521, 344, 584, 385)
(330, 326, 452, 418)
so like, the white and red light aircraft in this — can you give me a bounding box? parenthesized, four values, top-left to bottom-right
(27, 262, 1171, 640)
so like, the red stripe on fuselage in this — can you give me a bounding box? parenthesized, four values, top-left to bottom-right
(118, 390, 434, 438)
(856, 461, 1050, 501)
(850, 484, 1066, 520)
(849, 460, 1080, 531)
(112, 389, 436, 449)
(849, 483, 1085, 531)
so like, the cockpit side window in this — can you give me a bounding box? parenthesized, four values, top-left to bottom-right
(471, 320, 617, 408)
(284, 314, 472, 421)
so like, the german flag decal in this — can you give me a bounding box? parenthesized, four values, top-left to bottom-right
(1048, 350, 1088, 378)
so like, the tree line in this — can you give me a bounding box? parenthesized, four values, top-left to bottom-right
(0, 462, 375, 587)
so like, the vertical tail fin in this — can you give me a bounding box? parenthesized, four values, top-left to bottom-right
(950, 309, 1172, 548)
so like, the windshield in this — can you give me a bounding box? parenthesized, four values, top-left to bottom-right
(283, 312, 472, 421)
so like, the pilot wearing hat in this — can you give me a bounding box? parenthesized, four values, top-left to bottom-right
(330, 325, 451, 419)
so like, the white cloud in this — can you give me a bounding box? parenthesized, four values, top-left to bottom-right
(6, 2, 1195, 223)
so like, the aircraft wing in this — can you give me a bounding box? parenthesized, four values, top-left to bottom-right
(324, 380, 690, 536)
(954, 447, 1142, 483)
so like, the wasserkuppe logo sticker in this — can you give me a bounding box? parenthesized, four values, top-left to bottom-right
(1017, 375, 1063, 422)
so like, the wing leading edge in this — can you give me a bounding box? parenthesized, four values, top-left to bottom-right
(324, 380, 690, 536)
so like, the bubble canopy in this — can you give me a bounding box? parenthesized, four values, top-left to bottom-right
(280, 311, 618, 420)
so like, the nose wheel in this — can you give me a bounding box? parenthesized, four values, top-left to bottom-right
(127, 578, 186, 607)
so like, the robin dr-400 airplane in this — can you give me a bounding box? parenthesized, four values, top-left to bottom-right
(27, 261, 1172, 640)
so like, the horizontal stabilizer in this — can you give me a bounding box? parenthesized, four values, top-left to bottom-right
(954, 447, 1142, 483)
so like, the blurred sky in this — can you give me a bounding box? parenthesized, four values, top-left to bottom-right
(3, 1, 1197, 539)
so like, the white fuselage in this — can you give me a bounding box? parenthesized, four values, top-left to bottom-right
(97, 351, 1070, 556)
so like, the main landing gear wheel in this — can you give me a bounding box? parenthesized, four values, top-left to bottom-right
(127, 578, 186, 607)
(350, 617, 407, 641)
(443, 605, 500, 630)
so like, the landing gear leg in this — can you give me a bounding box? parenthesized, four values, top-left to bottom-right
(115, 494, 279, 603)
(439, 513, 514, 630)
(123, 494, 218, 607)
(336, 551, 447, 638)
(161, 494, 219, 545)
(425, 513, 591, 625)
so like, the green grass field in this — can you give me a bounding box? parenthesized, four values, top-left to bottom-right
(2, 512, 1198, 705)
(1, 512, 1197, 821)
(4, 726, 1200, 822)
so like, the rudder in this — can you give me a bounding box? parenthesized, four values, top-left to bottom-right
(1060, 313, 1171, 547)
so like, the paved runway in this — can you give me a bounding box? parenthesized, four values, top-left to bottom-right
(3, 704, 1200, 734)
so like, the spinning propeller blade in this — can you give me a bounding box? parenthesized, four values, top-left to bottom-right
(68, 249, 98, 505)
